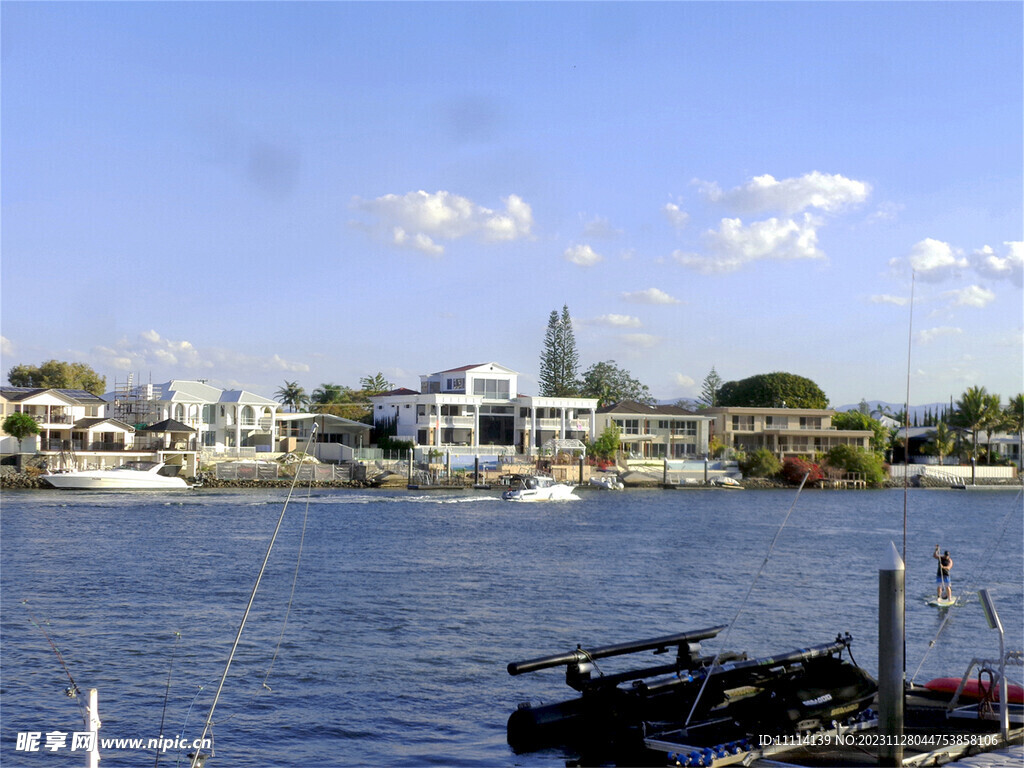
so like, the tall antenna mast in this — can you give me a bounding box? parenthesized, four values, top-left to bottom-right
(902, 272, 915, 565)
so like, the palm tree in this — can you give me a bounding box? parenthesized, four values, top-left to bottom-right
(274, 380, 309, 413)
(980, 393, 1003, 464)
(311, 383, 346, 411)
(953, 386, 997, 484)
(1004, 394, 1023, 474)
(924, 422, 955, 465)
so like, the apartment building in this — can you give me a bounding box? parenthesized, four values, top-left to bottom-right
(369, 362, 599, 454)
(596, 400, 713, 459)
(705, 406, 873, 458)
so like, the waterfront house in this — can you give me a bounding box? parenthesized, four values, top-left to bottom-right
(107, 379, 281, 456)
(596, 400, 712, 459)
(369, 362, 599, 456)
(107, 378, 371, 463)
(275, 412, 371, 462)
(1, 386, 152, 471)
(705, 406, 873, 459)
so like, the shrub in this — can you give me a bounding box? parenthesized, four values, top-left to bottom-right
(740, 448, 782, 478)
(781, 456, 823, 485)
(824, 445, 887, 486)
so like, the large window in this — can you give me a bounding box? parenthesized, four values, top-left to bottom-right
(731, 415, 754, 431)
(615, 418, 640, 435)
(472, 378, 510, 399)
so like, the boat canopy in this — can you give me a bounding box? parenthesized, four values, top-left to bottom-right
(541, 438, 586, 457)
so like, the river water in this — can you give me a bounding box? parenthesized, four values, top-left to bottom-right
(1, 486, 1021, 767)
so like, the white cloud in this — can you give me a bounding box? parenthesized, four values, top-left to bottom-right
(869, 294, 910, 306)
(0, 336, 14, 357)
(891, 238, 968, 282)
(700, 171, 870, 215)
(674, 214, 823, 273)
(393, 227, 444, 256)
(673, 373, 696, 388)
(917, 326, 963, 344)
(971, 241, 1023, 286)
(591, 314, 642, 328)
(622, 288, 680, 305)
(354, 190, 533, 254)
(663, 202, 690, 229)
(867, 201, 905, 223)
(620, 333, 660, 348)
(944, 285, 996, 308)
(92, 331, 309, 377)
(581, 215, 623, 239)
(564, 243, 603, 267)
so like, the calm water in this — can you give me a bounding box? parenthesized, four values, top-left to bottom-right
(1, 487, 1021, 767)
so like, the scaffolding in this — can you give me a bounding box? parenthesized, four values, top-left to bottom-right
(110, 373, 159, 428)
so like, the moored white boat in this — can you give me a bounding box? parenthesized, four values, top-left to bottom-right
(502, 475, 579, 502)
(43, 461, 191, 490)
(589, 474, 624, 490)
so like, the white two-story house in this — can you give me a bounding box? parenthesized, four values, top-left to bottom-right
(369, 362, 599, 455)
(596, 400, 713, 459)
(107, 380, 281, 455)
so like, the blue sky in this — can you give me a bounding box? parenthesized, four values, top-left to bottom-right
(2, 2, 1021, 407)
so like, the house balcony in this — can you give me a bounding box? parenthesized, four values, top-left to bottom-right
(417, 415, 476, 429)
(31, 413, 73, 425)
(40, 439, 130, 452)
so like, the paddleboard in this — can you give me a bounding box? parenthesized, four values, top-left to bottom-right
(927, 596, 956, 607)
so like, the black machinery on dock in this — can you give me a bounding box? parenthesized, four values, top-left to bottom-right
(506, 625, 878, 762)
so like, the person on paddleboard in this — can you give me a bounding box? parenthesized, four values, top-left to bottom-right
(933, 545, 953, 601)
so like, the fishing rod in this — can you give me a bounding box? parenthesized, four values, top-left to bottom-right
(684, 472, 810, 727)
(189, 424, 318, 768)
(21, 600, 86, 722)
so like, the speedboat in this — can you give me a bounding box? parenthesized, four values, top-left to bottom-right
(589, 474, 624, 490)
(43, 461, 191, 490)
(501, 474, 579, 501)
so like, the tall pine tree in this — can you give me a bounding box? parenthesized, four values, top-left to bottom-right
(539, 305, 580, 396)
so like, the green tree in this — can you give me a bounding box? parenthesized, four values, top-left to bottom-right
(923, 422, 955, 464)
(538, 305, 580, 397)
(7, 360, 106, 395)
(698, 367, 723, 407)
(740, 447, 782, 478)
(578, 361, 653, 406)
(310, 383, 369, 421)
(831, 410, 888, 452)
(717, 372, 828, 409)
(2, 412, 40, 452)
(359, 373, 393, 395)
(824, 444, 887, 486)
(980, 392, 1004, 464)
(1005, 394, 1024, 473)
(953, 386, 997, 482)
(589, 422, 622, 461)
(274, 380, 309, 412)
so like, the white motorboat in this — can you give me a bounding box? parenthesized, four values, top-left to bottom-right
(589, 474, 624, 490)
(43, 461, 191, 490)
(502, 475, 579, 502)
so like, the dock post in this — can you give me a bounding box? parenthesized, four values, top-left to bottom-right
(474, 455, 480, 485)
(87, 688, 100, 768)
(579, 456, 584, 484)
(878, 541, 905, 766)
(979, 589, 1010, 741)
